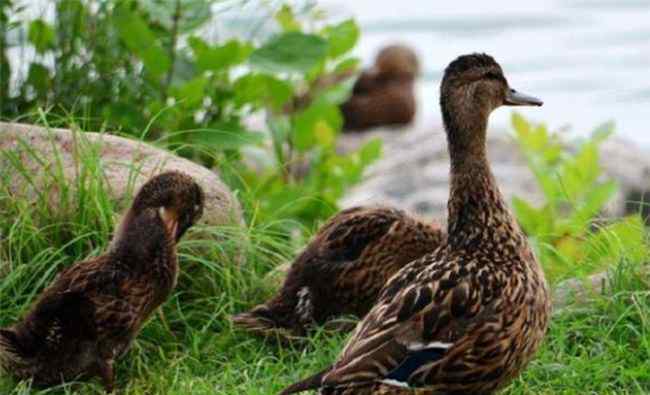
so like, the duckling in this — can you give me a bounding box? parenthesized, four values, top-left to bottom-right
(0, 171, 204, 392)
(342, 44, 419, 131)
(232, 206, 444, 341)
(281, 54, 551, 395)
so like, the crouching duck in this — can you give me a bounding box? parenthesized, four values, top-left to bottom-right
(232, 206, 445, 341)
(281, 53, 551, 394)
(342, 44, 420, 131)
(0, 171, 204, 392)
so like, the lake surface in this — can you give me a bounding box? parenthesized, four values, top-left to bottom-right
(14, 1, 650, 144)
(320, 0, 650, 145)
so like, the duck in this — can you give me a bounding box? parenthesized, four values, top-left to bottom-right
(341, 44, 419, 132)
(281, 53, 551, 395)
(232, 206, 445, 341)
(0, 171, 204, 392)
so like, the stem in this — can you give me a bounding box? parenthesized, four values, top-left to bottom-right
(162, 0, 181, 100)
(268, 115, 290, 183)
(0, 2, 8, 115)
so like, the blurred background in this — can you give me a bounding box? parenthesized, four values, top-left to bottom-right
(1, 2, 649, 394)
(321, 0, 650, 144)
(6, 1, 650, 144)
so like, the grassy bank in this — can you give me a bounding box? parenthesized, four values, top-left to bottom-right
(0, 130, 649, 395)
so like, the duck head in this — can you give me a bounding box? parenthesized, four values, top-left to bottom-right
(440, 53, 542, 155)
(129, 171, 205, 242)
(375, 44, 420, 80)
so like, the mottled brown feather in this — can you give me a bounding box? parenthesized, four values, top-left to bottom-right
(232, 206, 444, 340)
(0, 171, 204, 392)
(281, 53, 551, 395)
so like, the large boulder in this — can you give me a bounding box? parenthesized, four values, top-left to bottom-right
(340, 126, 650, 224)
(0, 122, 244, 229)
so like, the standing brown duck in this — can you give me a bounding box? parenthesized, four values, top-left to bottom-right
(232, 206, 445, 341)
(0, 171, 204, 392)
(342, 44, 420, 131)
(281, 53, 551, 395)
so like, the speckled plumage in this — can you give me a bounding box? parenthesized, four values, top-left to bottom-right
(232, 206, 445, 340)
(342, 45, 419, 131)
(0, 171, 204, 392)
(282, 53, 551, 395)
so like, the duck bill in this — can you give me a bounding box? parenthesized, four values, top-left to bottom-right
(159, 207, 179, 239)
(504, 89, 543, 106)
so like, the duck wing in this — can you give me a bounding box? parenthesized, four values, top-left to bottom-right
(35, 256, 143, 353)
(320, 253, 492, 390)
(315, 207, 403, 264)
(7, 256, 114, 352)
(1, 290, 96, 360)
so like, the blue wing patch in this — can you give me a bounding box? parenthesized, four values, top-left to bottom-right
(385, 347, 447, 385)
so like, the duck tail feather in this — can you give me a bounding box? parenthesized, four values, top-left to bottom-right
(30, 291, 95, 340)
(231, 300, 301, 340)
(280, 366, 331, 394)
(0, 328, 26, 368)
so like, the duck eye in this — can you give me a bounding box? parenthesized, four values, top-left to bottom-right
(485, 71, 501, 80)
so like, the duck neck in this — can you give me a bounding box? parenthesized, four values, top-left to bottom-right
(109, 208, 176, 269)
(444, 116, 525, 250)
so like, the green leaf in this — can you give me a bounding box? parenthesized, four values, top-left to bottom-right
(512, 197, 555, 237)
(574, 142, 600, 184)
(564, 181, 618, 235)
(275, 5, 301, 32)
(318, 140, 382, 200)
(293, 102, 342, 151)
(313, 121, 336, 147)
(113, 4, 170, 78)
(512, 197, 540, 235)
(591, 120, 615, 143)
(323, 19, 359, 58)
(26, 63, 50, 96)
(233, 73, 293, 110)
(141, 46, 172, 79)
(359, 138, 383, 165)
(250, 32, 328, 74)
(189, 37, 252, 72)
(557, 142, 601, 201)
(335, 57, 361, 73)
(142, 0, 212, 33)
(511, 112, 531, 140)
(172, 76, 207, 107)
(584, 215, 646, 270)
(305, 58, 327, 83)
(104, 102, 147, 131)
(28, 19, 55, 53)
(512, 114, 563, 200)
(190, 125, 266, 150)
(316, 78, 356, 105)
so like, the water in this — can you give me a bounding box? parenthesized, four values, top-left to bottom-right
(10, 1, 650, 144)
(320, 0, 650, 145)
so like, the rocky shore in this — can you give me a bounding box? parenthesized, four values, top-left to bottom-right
(340, 125, 650, 225)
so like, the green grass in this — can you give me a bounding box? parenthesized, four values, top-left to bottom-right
(1, 124, 649, 394)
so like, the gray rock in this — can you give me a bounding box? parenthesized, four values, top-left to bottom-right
(0, 122, 244, 229)
(552, 271, 609, 309)
(340, 126, 650, 224)
(552, 264, 650, 309)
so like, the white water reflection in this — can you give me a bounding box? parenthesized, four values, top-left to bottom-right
(320, 0, 650, 144)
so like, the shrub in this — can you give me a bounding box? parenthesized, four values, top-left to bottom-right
(510, 113, 647, 282)
(0, 0, 381, 230)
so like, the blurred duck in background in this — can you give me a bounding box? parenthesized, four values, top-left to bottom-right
(342, 44, 420, 132)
